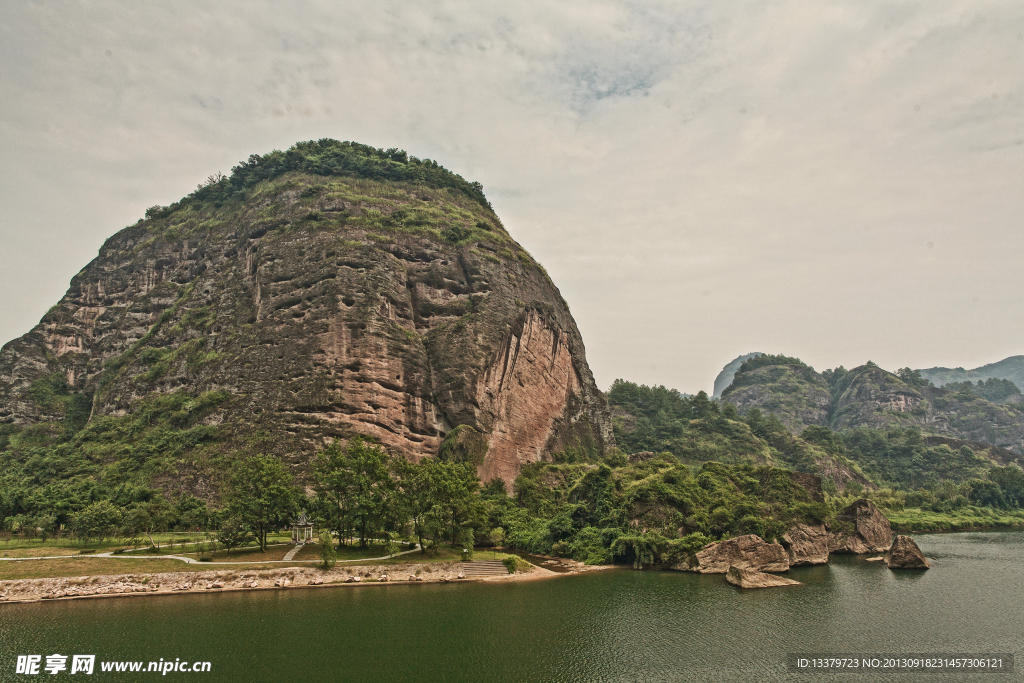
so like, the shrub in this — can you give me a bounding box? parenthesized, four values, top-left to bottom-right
(502, 555, 533, 574)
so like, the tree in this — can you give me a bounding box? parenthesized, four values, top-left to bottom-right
(72, 501, 124, 544)
(423, 459, 481, 547)
(228, 454, 299, 551)
(218, 516, 253, 550)
(312, 438, 393, 548)
(318, 530, 337, 569)
(489, 527, 505, 559)
(391, 456, 434, 554)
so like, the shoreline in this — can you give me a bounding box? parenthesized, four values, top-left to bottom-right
(0, 558, 606, 606)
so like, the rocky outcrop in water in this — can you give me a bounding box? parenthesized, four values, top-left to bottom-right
(884, 535, 929, 569)
(781, 523, 829, 566)
(681, 534, 789, 574)
(726, 565, 802, 589)
(828, 499, 892, 554)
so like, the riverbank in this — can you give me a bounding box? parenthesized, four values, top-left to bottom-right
(0, 557, 604, 605)
(885, 506, 1024, 532)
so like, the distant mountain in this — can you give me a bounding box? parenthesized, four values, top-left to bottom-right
(918, 355, 1024, 390)
(720, 354, 831, 432)
(712, 352, 763, 398)
(721, 357, 1024, 456)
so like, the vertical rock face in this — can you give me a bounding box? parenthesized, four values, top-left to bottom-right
(0, 141, 613, 491)
(474, 310, 587, 483)
(781, 523, 829, 566)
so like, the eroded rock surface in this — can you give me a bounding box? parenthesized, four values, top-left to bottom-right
(828, 499, 893, 554)
(781, 523, 829, 566)
(884, 535, 929, 569)
(0, 151, 613, 497)
(680, 534, 790, 574)
(726, 565, 802, 589)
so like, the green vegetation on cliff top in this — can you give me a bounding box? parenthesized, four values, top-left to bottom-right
(157, 138, 491, 218)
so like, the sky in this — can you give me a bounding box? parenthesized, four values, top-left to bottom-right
(1, 1, 1022, 395)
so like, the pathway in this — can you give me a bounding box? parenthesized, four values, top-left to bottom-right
(0, 544, 423, 566)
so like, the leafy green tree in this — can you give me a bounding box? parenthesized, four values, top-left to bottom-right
(989, 465, 1024, 507)
(313, 438, 393, 547)
(489, 527, 505, 558)
(391, 456, 436, 554)
(228, 454, 299, 551)
(72, 500, 124, 544)
(217, 516, 253, 550)
(897, 367, 932, 387)
(423, 459, 481, 547)
(318, 530, 337, 569)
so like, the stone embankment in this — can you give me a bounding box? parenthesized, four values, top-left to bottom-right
(0, 559, 585, 605)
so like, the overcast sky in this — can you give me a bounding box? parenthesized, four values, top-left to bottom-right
(2, 1, 1022, 394)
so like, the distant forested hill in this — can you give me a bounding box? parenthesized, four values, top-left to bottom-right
(717, 356, 1024, 457)
(918, 356, 1024, 390)
(606, 379, 1024, 510)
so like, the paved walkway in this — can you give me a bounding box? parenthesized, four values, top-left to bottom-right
(0, 544, 422, 566)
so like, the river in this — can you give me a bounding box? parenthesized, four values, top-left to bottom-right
(1, 531, 1021, 682)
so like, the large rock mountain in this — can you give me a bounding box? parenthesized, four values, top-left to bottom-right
(720, 356, 1024, 455)
(0, 140, 613, 491)
(711, 352, 762, 399)
(720, 355, 831, 432)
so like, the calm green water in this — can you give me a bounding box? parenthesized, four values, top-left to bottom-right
(1, 532, 1021, 682)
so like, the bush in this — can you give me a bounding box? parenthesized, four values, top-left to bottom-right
(502, 555, 533, 574)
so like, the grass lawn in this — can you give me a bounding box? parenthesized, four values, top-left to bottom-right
(886, 507, 1024, 532)
(1, 547, 87, 558)
(0, 557, 264, 581)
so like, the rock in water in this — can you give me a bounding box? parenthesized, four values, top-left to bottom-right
(884, 535, 929, 569)
(828, 499, 893, 554)
(726, 565, 802, 589)
(0, 140, 613, 495)
(781, 523, 829, 566)
(681, 534, 790, 574)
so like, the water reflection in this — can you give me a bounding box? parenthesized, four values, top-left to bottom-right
(1, 532, 1021, 683)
